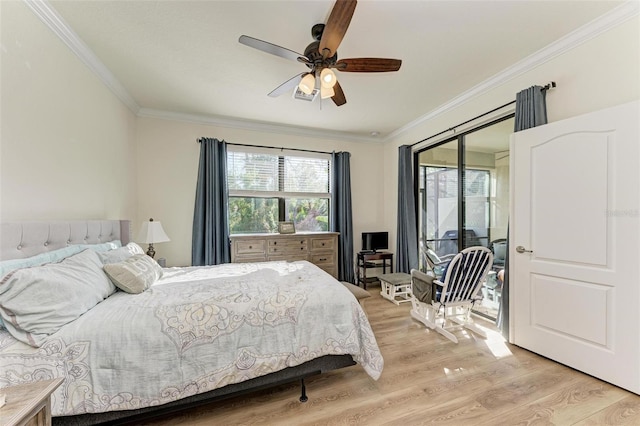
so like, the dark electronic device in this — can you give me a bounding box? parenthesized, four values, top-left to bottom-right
(361, 232, 388, 253)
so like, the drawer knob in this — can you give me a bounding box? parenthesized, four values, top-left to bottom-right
(249, 245, 252, 249)
(322, 242, 325, 246)
(274, 241, 277, 245)
(274, 248, 277, 252)
(300, 247, 304, 251)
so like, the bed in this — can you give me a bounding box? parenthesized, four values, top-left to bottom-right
(0, 220, 383, 425)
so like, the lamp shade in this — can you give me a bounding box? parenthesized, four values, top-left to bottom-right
(137, 218, 170, 244)
(320, 68, 337, 88)
(320, 85, 335, 99)
(299, 73, 315, 95)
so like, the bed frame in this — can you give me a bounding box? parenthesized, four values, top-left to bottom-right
(0, 220, 356, 425)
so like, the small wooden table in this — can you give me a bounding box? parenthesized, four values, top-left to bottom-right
(356, 251, 393, 289)
(0, 378, 63, 426)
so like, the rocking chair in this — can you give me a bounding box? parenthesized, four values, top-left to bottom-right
(410, 246, 493, 343)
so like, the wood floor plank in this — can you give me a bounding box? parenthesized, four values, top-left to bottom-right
(574, 394, 640, 426)
(136, 290, 640, 425)
(478, 376, 631, 426)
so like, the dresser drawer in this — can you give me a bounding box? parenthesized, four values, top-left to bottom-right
(234, 239, 266, 255)
(310, 237, 335, 252)
(268, 254, 309, 262)
(310, 253, 334, 265)
(268, 238, 308, 255)
(318, 264, 337, 278)
(234, 256, 266, 263)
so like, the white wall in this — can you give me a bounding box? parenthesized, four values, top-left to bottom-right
(382, 15, 640, 253)
(135, 116, 386, 266)
(0, 1, 137, 223)
(3, 0, 636, 271)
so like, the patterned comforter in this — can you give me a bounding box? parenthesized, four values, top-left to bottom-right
(0, 261, 383, 416)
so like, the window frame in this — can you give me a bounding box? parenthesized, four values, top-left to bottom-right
(227, 145, 332, 232)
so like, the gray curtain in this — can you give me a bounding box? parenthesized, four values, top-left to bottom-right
(396, 145, 419, 273)
(192, 137, 230, 266)
(514, 85, 548, 131)
(498, 85, 548, 337)
(330, 152, 354, 283)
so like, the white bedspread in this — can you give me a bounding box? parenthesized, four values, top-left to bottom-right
(0, 261, 383, 416)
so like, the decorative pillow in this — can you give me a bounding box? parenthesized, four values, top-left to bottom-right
(98, 242, 145, 265)
(103, 254, 163, 294)
(0, 249, 115, 347)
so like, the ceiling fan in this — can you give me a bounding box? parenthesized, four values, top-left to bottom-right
(238, 0, 401, 107)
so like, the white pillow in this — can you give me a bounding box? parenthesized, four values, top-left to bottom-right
(73, 240, 122, 253)
(0, 249, 115, 347)
(98, 242, 145, 265)
(103, 254, 163, 294)
(0, 245, 85, 277)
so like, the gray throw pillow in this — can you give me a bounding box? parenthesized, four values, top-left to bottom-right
(103, 254, 163, 294)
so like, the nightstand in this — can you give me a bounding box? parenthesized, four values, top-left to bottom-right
(0, 378, 63, 426)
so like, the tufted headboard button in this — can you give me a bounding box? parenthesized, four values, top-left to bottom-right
(44, 242, 48, 247)
(17, 245, 22, 250)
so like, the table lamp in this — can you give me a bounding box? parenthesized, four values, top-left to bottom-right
(137, 218, 170, 258)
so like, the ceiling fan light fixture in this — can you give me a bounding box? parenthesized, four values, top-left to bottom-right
(299, 73, 315, 95)
(320, 68, 337, 88)
(320, 85, 335, 99)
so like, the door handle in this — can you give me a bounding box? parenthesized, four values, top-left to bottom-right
(516, 246, 533, 254)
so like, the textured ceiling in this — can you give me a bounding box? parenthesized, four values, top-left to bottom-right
(47, 0, 624, 141)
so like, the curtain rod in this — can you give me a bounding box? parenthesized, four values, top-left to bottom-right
(196, 139, 333, 155)
(409, 81, 556, 148)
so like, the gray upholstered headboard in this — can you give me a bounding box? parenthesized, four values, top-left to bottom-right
(0, 220, 131, 261)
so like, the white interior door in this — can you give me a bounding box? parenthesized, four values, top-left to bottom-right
(510, 100, 640, 394)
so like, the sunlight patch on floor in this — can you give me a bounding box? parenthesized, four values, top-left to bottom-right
(482, 328, 513, 359)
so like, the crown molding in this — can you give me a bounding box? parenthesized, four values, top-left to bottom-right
(24, 0, 140, 113)
(384, 0, 639, 143)
(137, 109, 380, 144)
(27, 0, 637, 144)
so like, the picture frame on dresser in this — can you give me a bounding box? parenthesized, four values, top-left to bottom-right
(277, 221, 296, 234)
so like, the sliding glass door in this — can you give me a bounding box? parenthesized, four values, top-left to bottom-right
(416, 115, 513, 319)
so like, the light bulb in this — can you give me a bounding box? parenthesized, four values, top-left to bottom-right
(321, 85, 335, 99)
(320, 68, 337, 88)
(299, 73, 315, 95)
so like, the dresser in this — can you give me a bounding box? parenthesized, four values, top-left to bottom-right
(230, 232, 339, 279)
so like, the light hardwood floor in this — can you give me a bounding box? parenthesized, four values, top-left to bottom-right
(139, 288, 640, 425)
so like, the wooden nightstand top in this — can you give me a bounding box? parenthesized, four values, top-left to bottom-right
(0, 378, 63, 426)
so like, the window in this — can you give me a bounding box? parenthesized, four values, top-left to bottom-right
(227, 147, 331, 234)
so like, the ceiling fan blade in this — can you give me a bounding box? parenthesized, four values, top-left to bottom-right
(239, 35, 307, 62)
(268, 73, 305, 97)
(319, 0, 357, 59)
(331, 81, 347, 106)
(335, 58, 402, 72)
